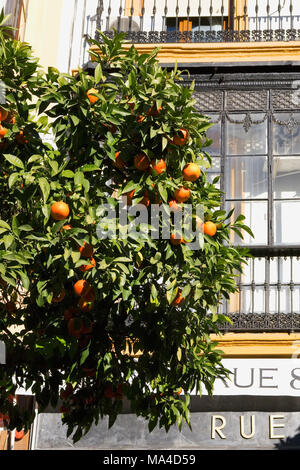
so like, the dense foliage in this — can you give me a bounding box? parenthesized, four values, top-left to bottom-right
(0, 20, 251, 442)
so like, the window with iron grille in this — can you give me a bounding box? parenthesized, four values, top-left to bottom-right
(191, 73, 300, 331)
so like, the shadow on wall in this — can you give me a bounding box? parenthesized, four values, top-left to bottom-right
(274, 426, 300, 449)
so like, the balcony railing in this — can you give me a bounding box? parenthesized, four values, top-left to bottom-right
(89, 0, 300, 43)
(219, 250, 300, 331)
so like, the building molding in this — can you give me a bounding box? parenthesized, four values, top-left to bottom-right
(210, 332, 300, 358)
(89, 41, 300, 66)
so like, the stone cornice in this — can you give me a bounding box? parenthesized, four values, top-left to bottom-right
(89, 41, 300, 65)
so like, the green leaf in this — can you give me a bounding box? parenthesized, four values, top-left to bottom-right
(8, 173, 19, 188)
(70, 115, 80, 126)
(151, 284, 158, 300)
(61, 170, 74, 178)
(3, 154, 24, 170)
(0, 220, 11, 230)
(12, 216, 19, 237)
(3, 234, 14, 250)
(74, 171, 84, 186)
(95, 63, 103, 83)
(18, 225, 33, 232)
(18, 270, 30, 291)
(177, 347, 182, 361)
(39, 177, 50, 203)
(81, 164, 100, 172)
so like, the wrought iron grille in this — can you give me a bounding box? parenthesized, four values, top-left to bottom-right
(94, 0, 300, 43)
(189, 72, 300, 331)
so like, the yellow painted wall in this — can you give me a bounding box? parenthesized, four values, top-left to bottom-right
(23, 0, 63, 70)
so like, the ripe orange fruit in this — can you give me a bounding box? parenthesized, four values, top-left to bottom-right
(60, 383, 74, 400)
(87, 88, 98, 104)
(52, 289, 66, 303)
(134, 153, 150, 171)
(146, 104, 162, 117)
(16, 130, 28, 145)
(195, 216, 204, 229)
(6, 112, 16, 124)
(140, 190, 150, 207)
(0, 107, 8, 121)
(172, 128, 189, 146)
(15, 430, 25, 440)
(169, 200, 181, 212)
(83, 287, 95, 301)
(5, 301, 16, 313)
(125, 189, 135, 206)
(50, 201, 70, 221)
(82, 367, 96, 377)
(103, 122, 117, 133)
(183, 163, 201, 182)
(126, 96, 135, 111)
(104, 384, 116, 399)
(68, 317, 84, 338)
(170, 233, 184, 246)
(0, 278, 7, 288)
(171, 290, 185, 306)
(78, 297, 94, 312)
(79, 242, 94, 259)
(115, 383, 124, 400)
(79, 257, 96, 272)
(62, 224, 72, 231)
(73, 280, 91, 297)
(114, 151, 126, 169)
(59, 405, 69, 414)
(174, 187, 190, 203)
(64, 306, 79, 321)
(0, 125, 8, 138)
(151, 159, 166, 175)
(81, 319, 93, 335)
(203, 221, 217, 236)
(137, 115, 145, 123)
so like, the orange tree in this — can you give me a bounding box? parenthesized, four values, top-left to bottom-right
(0, 26, 252, 442)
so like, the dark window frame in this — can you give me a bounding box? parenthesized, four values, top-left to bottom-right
(188, 71, 300, 331)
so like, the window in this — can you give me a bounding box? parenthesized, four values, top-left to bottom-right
(193, 78, 300, 330)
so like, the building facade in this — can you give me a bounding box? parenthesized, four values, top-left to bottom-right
(2, 0, 300, 450)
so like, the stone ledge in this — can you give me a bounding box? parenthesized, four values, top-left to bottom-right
(210, 332, 300, 358)
(89, 41, 300, 65)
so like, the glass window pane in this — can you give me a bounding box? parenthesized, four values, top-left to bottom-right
(206, 157, 221, 186)
(226, 200, 268, 245)
(269, 287, 278, 314)
(205, 116, 221, 156)
(279, 287, 291, 314)
(280, 257, 291, 284)
(273, 113, 300, 155)
(292, 257, 300, 283)
(268, 286, 292, 314)
(253, 287, 265, 314)
(293, 287, 300, 314)
(254, 257, 266, 284)
(270, 257, 279, 283)
(226, 113, 267, 155)
(273, 157, 300, 199)
(274, 200, 300, 245)
(225, 156, 268, 199)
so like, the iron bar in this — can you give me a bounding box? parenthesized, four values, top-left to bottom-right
(91, 0, 300, 43)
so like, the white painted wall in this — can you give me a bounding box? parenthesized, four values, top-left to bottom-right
(56, 0, 98, 74)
